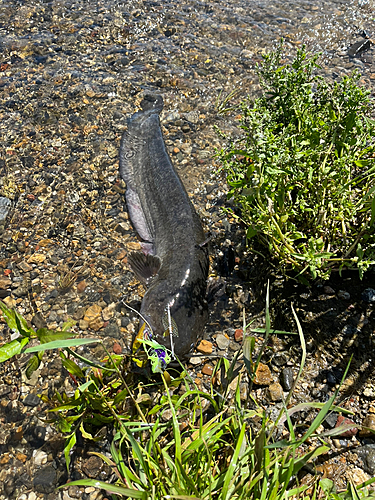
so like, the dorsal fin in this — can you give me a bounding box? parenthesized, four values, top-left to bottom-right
(127, 251, 161, 285)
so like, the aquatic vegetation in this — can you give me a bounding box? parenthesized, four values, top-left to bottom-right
(217, 44, 375, 280)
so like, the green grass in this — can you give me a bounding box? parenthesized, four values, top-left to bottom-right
(216, 43, 375, 280)
(1, 291, 375, 499)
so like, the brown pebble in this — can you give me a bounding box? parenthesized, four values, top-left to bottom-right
(359, 414, 375, 437)
(234, 329, 243, 342)
(173, 147, 180, 154)
(77, 280, 87, 293)
(335, 415, 358, 438)
(197, 339, 213, 354)
(113, 342, 122, 354)
(84, 304, 102, 322)
(202, 363, 213, 376)
(254, 362, 273, 386)
(116, 249, 126, 260)
(267, 382, 283, 402)
(0, 453, 10, 465)
(16, 452, 27, 463)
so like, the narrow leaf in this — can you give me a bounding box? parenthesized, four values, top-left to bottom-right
(24, 338, 99, 353)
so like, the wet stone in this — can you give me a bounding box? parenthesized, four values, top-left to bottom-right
(33, 465, 57, 494)
(280, 367, 294, 391)
(325, 412, 338, 429)
(337, 290, 350, 300)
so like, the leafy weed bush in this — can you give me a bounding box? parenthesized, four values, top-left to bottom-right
(217, 44, 375, 280)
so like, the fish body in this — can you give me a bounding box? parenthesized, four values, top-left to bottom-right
(119, 94, 208, 357)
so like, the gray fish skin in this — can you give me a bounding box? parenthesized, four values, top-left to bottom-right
(119, 94, 209, 357)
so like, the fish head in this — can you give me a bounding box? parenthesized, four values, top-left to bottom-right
(138, 278, 207, 358)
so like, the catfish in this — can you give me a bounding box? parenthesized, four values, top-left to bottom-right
(119, 93, 209, 359)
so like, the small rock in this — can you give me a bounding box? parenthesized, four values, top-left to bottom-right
(358, 445, 375, 475)
(189, 355, 202, 365)
(77, 280, 87, 293)
(337, 290, 350, 300)
(88, 316, 104, 331)
(280, 367, 294, 391)
(325, 412, 338, 429)
(16, 452, 27, 463)
(113, 342, 122, 354)
(197, 340, 213, 354)
(323, 286, 335, 295)
(102, 303, 116, 321)
(362, 288, 375, 303)
(335, 415, 358, 438)
(360, 415, 375, 438)
(254, 363, 273, 386)
(32, 312, 47, 330)
(82, 455, 103, 479)
(0, 197, 11, 221)
(23, 393, 41, 407)
(79, 319, 89, 330)
(17, 260, 33, 272)
(33, 449, 48, 466)
(13, 285, 28, 297)
(84, 304, 102, 323)
(28, 253, 46, 264)
(202, 363, 213, 376)
(215, 333, 229, 350)
(234, 329, 243, 342)
(267, 382, 283, 402)
(0, 277, 11, 289)
(33, 465, 57, 494)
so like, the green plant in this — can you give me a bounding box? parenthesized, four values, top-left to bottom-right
(2, 300, 375, 499)
(217, 43, 375, 280)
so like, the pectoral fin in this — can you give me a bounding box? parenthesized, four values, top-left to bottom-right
(127, 251, 161, 284)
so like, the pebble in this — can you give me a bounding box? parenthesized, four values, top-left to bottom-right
(362, 288, 375, 302)
(358, 445, 375, 475)
(0, 197, 11, 222)
(267, 382, 283, 402)
(254, 363, 273, 386)
(215, 333, 230, 350)
(113, 342, 122, 354)
(82, 455, 103, 479)
(234, 329, 243, 342)
(335, 415, 358, 438)
(23, 394, 41, 407)
(360, 415, 375, 438)
(33, 465, 57, 494)
(337, 290, 350, 300)
(280, 367, 294, 391)
(33, 450, 48, 466)
(197, 340, 213, 354)
(202, 363, 213, 376)
(77, 280, 87, 293)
